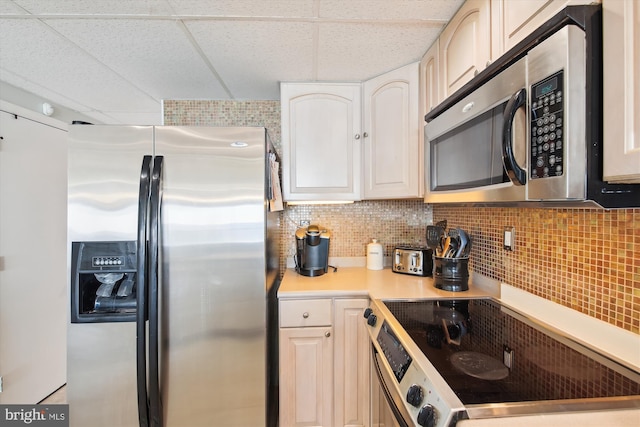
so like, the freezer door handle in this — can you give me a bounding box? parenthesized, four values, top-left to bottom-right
(148, 156, 164, 427)
(136, 155, 152, 427)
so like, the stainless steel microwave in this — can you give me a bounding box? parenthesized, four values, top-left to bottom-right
(424, 5, 640, 209)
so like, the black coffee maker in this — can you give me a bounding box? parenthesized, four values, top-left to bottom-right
(295, 225, 331, 277)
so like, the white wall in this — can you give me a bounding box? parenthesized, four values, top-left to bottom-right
(0, 100, 67, 403)
(1, 82, 97, 125)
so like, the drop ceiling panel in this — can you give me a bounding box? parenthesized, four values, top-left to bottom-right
(318, 0, 464, 21)
(0, 18, 159, 114)
(317, 22, 442, 81)
(186, 20, 314, 99)
(12, 0, 176, 15)
(168, 0, 315, 18)
(0, 0, 28, 14)
(45, 18, 229, 100)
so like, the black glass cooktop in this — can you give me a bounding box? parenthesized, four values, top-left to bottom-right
(383, 298, 640, 405)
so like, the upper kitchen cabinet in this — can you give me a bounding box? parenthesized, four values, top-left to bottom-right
(363, 62, 421, 199)
(281, 64, 422, 202)
(420, 40, 441, 116)
(439, 0, 492, 99)
(603, 0, 640, 183)
(281, 83, 362, 201)
(491, 0, 591, 55)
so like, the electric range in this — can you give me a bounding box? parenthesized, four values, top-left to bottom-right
(364, 297, 640, 427)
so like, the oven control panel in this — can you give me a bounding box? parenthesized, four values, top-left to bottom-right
(365, 302, 466, 427)
(377, 320, 412, 382)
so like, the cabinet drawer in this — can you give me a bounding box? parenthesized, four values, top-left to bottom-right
(279, 299, 332, 327)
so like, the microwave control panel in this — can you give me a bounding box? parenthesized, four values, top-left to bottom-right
(530, 70, 564, 180)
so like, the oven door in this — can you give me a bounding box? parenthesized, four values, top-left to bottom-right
(371, 346, 413, 427)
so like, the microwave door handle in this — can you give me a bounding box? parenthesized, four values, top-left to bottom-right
(502, 88, 527, 185)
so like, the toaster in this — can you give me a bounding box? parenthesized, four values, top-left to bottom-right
(392, 246, 433, 276)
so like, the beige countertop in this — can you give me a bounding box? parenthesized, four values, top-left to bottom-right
(278, 267, 499, 300)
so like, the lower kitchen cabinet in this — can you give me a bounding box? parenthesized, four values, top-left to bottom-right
(280, 326, 334, 427)
(279, 298, 370, 427)
(333, 299, 370, 427)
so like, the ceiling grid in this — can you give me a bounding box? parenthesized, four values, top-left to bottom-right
(0, 0, 463, 124)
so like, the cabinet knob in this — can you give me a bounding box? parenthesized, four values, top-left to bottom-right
(302, 312, 309, 319)
(325, 331, 331, 338)
(363, 132, 368, 138)
(486, 60, 492, 68)
(354, 133, 361, 140)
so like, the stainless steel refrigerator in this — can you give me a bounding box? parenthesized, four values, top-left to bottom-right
(67, 125, 281, 427)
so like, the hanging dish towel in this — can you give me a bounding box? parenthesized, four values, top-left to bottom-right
(268, 152, 284, 212)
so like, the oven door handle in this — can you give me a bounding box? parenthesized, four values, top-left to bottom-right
(372, 347, 413, 427)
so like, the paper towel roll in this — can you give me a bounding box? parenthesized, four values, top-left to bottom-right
(367, 239, 384, 270)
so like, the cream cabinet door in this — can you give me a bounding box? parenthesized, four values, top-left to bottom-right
(363, 62, 421, 199)
(439, 0, 491, 98)
(279, 326, 334, 427)
(420, 40, 440, 116)
(603, 0, 640, 183)
(491, 0, 591, 56)
(333, 299, 370, 427)
(281, 83, 362, 201)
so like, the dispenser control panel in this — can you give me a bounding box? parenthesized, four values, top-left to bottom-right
(92, 256, 125, 267)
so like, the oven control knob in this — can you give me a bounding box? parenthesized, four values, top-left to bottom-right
(363, 308, 373, 319)
(406, 384, 424, 407)
(367, 314, 377, 326)
(417, 404, 437, 427)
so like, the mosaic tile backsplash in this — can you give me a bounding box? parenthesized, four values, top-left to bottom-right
(164, 100, 640, 335)
(283, 200, 432, 261)
(163, 100, 281, 152)
(434, 206, 640, 334)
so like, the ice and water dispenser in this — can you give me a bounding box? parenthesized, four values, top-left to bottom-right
(71, 241, 138, 323)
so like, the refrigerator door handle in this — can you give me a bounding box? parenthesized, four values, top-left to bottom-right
(148, 155, 164, 427)
(136, 155, 152, 427)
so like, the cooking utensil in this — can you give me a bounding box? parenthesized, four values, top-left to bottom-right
(446, 238, 459, 258)
(456, 228, 469, 257)
(441, 236, 451, 257)
(427, 225, 445, 252)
